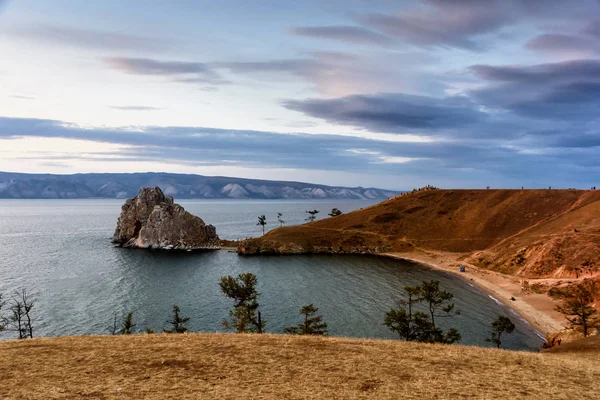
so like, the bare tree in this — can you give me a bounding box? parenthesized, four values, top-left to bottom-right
(0, 293, 7, 332)
(108, 312, 119, 335)
(10, 289, 35, 339)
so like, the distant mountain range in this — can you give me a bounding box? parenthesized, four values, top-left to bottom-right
(0, 172, 400, 200)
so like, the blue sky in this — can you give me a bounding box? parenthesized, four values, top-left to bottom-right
(1, 0, 600, 190)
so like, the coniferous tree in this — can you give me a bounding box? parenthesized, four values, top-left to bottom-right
(383, 284, 422, 341)
(219, 273, 265, 333)
(164, 305, 190, 333)
(120, 311, 136, 335)
(285, 304, 328, 335)
(555, 285, 599, 337)
(328, 208, 343, 217)
(257, 215, 267, 235)
(384, 280, 461, 344)
(486, 316, 516, 348)
(277, 212, 285, 227)
(419, 280, 460, 343)
(305, 210, 319, 222)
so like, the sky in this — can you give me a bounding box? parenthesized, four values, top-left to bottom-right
(1, 0, 600, 190)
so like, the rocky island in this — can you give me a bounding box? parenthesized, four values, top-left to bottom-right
(112, 187, 219, 250)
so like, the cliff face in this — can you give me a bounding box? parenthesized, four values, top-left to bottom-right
(112, 187, 219, 250)
(238, 189, 600, 281)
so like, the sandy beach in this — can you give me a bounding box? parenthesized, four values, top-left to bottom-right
(382, 251, 566, 337)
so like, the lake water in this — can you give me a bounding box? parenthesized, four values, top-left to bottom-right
(0, 199, 544, 350)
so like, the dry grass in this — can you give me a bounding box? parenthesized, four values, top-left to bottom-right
(244, 189, 600, 254)
(544, 334, 600, 359)
(241, 189, 600, 305)
(1, 333, 599, 399)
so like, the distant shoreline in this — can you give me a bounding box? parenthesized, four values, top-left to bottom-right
(0, 171, 399, 200)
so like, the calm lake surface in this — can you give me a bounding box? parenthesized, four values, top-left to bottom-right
(0, 199, 544, 350)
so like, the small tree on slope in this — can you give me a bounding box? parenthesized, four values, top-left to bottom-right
(257, 215, 267, 236)
(555, 285, 599, 337)
(328, 208, 343, 217)
(305, 210, 319, 222)
(486, 316, 516, 348)
(285, 304, 328, 335)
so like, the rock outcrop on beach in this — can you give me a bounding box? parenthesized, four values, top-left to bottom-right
(112, 187, 219, 250)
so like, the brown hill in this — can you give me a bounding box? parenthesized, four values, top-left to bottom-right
(1, 333, 599, 399)
(239, 189, 600, 310)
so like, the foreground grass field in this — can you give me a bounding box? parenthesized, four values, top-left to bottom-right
(1, 333, 598, 399)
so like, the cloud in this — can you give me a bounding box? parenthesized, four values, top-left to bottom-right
(2, 115, 600, 188)
(108, 52, 433, 96)
(354, 0, 597, 51)
(0, 116, 420, 173)
(109, 106, 163, 111)
(470, 59, 600, 83)
(526, 34, 600, 56)
(354, 0, 523, 51)
(279, 58, 600, 147)
(5, 24, 171, 52)
(526, 20, 600, 57)
(283, 93, 487, 132)
(216, 51, 437, 96)
(287, 26, 392, 46)
(0, 115, 513, 177)
(280, 55, 600, 175)
(108, 58, 211, 75)
(105, 57, 230, 85)
(10, 95, 34, 100)
(470, 59, 600, 119)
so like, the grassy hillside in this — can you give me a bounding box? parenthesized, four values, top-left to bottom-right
(238, 189, 600, 318)
(240, 189, 600, 278)
(1, 333, 599, 399)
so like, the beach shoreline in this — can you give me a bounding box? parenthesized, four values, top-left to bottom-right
(381, 251, 565, 338)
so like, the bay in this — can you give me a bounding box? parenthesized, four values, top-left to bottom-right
(0, 199, 544, 350)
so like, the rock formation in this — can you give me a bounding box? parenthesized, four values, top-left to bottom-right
(112, 187, 219, 250)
